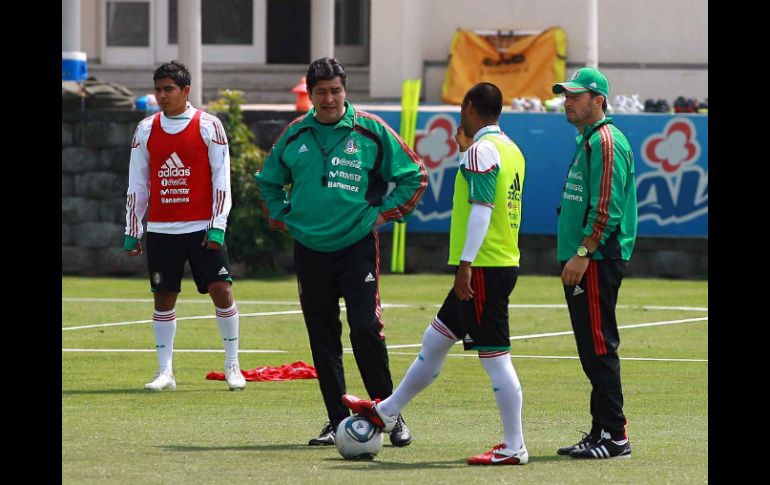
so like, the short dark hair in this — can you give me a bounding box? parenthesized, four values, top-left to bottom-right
(153, 60, 191, 89)
(589, 91, 608, 113)
(463, 82, 503, 120)
(306, 57, 347, 93)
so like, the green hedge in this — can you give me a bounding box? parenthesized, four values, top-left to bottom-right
(209, 90, 292, 276)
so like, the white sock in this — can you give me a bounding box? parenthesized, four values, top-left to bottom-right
(379, 318, 457, 417)
(152, 309, 177, 375)
(215, 303, 240, 366)
(479, 351, 524, 451)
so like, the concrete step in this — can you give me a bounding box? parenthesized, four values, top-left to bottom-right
(88, 63, 371, 104)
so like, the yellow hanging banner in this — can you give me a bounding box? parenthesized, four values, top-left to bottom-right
(442, 27, 566, 104)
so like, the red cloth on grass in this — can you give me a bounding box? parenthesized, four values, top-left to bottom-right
(206, 361, 318, 382)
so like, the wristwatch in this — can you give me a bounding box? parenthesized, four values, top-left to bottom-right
(576, 245, 593, 258)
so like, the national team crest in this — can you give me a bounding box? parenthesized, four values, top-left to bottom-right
(344, 138, 358, 154)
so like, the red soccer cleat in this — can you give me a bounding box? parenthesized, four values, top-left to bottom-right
(341, 394, 397, 432)
(467, 443, 529, 465)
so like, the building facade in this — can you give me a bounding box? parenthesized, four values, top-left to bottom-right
(65, 0, 707, 103)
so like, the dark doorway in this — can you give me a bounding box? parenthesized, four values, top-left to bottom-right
(267, 0, 310, 64)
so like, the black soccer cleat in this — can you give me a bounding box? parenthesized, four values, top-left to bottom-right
(557, 431, 598, 455)
(569, 432, 631, 459)
(389, 414, 412, 447)
(308, 422, 336, 446)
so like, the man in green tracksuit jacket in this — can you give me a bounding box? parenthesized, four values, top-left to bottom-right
(552, 67, 637, 460)
(255, 57, 427, 448)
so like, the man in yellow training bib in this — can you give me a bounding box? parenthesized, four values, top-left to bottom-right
(343, 82, 529, 466)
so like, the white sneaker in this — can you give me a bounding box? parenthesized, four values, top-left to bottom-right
(144, 372, 176, 391)
(225, 361, 246, 391)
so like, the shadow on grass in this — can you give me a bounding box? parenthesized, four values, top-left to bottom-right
(159, 444, 329, 452)
(62, 389, 216, 395)
(63, 389, 150, 395)
(327, 454, 566, 469)
(525, 455, 570, 464)
(328, 458, 467, 469)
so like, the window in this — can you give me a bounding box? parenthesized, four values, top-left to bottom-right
(106, 1, 150, 46)
(168, 0, 253, 45)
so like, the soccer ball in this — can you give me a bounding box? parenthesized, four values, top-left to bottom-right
(335, 416, 384, 460)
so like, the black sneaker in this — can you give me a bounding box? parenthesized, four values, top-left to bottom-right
(389, 414, 412, 447)
(308, 422, 336, 446)
(569, 431, 631, 459)
(557, 431, 598, 455)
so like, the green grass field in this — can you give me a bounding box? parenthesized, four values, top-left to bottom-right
(62, 275, 707, 484)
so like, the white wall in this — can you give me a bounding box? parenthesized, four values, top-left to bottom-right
(79, 0, 100, 62)
(370, 0, 425, 98)
(418, 0, 707, 63)
(371, 0, 708, 101)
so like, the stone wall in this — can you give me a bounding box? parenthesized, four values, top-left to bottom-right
(62, 108, 708, 279)
(62, 108, 147, 275)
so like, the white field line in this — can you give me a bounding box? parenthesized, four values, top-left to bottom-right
(60, 348, 705, 362)
(62, 298, 412, 308)
(386, 352, 707, 363)
(62, 298, 706, 333)
(359, 316, 708, 350)
(62, 299, 707, 362)
(429, 304, 708, 311)
(62, 310, 306, 331)
(62, 298, 303, 305)
(61, 348, 286, 353)
(63, 314, 707, 362)
(63, 297, 707, 313)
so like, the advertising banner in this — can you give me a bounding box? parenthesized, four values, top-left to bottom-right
(371, 110, 707, 237)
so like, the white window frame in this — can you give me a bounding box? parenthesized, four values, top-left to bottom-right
(100, 0, 155, 66)
(100, 0, 266, 66)
(155, 0, 266, 64)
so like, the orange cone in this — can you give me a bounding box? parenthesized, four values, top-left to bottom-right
(292, 77, 312, 112)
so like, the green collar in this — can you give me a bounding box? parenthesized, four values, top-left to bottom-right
(575, 116, 614, 143)
(300, 101, 356, 130)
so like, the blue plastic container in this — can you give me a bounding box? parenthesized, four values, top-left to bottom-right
(135, 95, 160, 114)
(62, 51, 88, 81)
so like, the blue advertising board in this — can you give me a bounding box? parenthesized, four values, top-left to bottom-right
(370, 109, 708, 237)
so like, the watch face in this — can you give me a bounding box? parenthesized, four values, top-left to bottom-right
(577, 246, 588, 257)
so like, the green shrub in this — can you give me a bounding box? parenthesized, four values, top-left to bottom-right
(209, 90, 291, 275)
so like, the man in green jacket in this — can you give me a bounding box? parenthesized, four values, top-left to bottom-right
(256, 57, 427, 447)
(552, 67, 637, 460)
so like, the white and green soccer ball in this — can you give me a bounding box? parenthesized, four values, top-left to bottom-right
(335, 416, 384, 460)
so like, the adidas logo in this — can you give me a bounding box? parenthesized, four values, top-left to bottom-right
(218, 266, 229, 276)
(573, 285, 584, 296)
(364, 272, 376, 283)
(298, 144, 309, 153)
(157, 152, 190, 177)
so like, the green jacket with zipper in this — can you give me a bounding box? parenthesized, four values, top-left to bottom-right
(256, 101, 427, 252)
(557, 117, 637, 262)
